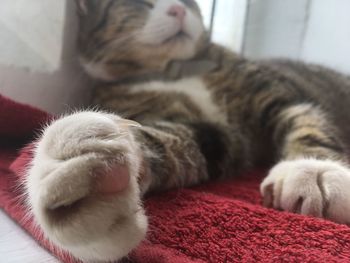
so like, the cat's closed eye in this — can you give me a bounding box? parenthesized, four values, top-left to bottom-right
(135, 0, 155, 9)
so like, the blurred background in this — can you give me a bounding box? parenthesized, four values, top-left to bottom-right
(0, 0, 89, 114)
(199, 0, 350, 74)
(0, 0, 349, 114)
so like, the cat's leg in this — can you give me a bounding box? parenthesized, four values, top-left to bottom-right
(260, 103, 350, 223)
(27, 111, 247, 262)
(134, 121, 248, 193)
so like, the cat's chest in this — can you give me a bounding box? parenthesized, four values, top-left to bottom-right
(129, 77, 227, 124)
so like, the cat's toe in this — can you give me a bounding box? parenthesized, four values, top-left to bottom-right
(261, 159, 350, 224)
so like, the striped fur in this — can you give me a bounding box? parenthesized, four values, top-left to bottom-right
(79, 0, 350, 215)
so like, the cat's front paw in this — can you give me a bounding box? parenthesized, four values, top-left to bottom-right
(26, 111, 148, 262)
(261, 159, 350, 224)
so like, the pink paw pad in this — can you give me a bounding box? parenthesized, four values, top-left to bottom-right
(96, 165, 130, 194)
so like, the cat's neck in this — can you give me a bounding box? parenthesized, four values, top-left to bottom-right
(164, 42, 240, 79)
(196, 42, 240, 64)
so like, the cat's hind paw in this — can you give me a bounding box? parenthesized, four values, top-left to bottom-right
(261, 158, 350, 224)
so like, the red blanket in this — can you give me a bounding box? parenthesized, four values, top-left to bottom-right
(1, 94, 350, 263)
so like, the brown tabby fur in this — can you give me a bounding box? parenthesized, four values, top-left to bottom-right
(77, 0, 350, 195)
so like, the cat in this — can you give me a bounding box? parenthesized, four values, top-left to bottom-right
(26, 0, 350, 262)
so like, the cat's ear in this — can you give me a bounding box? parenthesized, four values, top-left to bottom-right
(76, 0, 89, 15)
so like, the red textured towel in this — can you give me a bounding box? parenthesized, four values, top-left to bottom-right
(1, 94, 350, 263)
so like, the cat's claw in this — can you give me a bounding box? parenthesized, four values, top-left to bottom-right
(26, 111, 147, 262)
(261, 159, 350, 224)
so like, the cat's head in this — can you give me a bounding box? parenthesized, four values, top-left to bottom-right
(76, 0, 207, 81)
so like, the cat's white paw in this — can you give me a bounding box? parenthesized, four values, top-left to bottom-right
(261, 159, 350, 224)
(26, 111, 148, 262)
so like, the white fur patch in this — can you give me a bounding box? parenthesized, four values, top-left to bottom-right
(261, 158, 350, 224)
(26, 111, 148, 262)
(130, 77, 228, 124)
(81, 60, 115, 81)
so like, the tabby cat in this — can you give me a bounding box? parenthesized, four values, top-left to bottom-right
(26, 0, 350, 262)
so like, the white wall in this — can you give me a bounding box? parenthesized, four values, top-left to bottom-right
(196, 0, 214, 28)
(0, 0, 64, 71)
(0, 0, 91, 114)
(244, 0, 309, 60)
(243, 0, 350, 75)
(197, 0, 248, 52)
(211, 0, 247, 52)
(301, 0, 350, 74)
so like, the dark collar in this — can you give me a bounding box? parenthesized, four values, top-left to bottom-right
(164, 59, 218, 80)
(104, 59, 218, 86)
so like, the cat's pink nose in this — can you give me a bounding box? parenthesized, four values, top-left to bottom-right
(167, 4, 186, 22)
